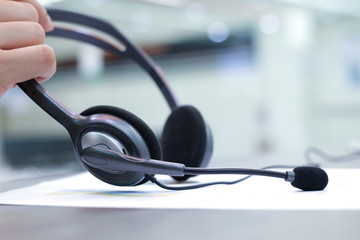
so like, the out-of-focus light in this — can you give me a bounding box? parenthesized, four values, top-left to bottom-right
(285, 11, 312, 48)
(82, 0, 105, 8)
(38, 0, 64, 5)
(142, 0, 185, 7)
(259, 14, 280, 35)
(184, 2, 206, 22)
(77, 44, 104, 80)
(207, 22, 230, 43)
(132, 12, 153, 33)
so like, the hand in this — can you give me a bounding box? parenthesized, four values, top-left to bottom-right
(0, 0, 56, 97)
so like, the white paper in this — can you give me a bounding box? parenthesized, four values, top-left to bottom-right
(0, 169, 358, 210)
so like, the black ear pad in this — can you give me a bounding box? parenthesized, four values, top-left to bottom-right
(80, 105, 161, 185)
(161, 105, 213, 181)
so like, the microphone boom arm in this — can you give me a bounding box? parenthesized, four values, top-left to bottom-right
(81, 146, 296, 185)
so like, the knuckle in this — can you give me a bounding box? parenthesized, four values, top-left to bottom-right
(0, 50, 6, 65)
(22, 2, 39, 22)
(0, 50, 10, 76)
(29, 22, 46, 41)
(38, 45, 56, 67)
(0, 51, 12, 93)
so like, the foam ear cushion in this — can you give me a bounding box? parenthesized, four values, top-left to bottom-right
(81, 105, 161, 160)
(162, 105, 212, 180)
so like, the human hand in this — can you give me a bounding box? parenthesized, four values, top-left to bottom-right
(0, 0, 56, 97)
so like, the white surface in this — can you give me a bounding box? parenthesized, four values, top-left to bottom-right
(0, 169, 357, 210)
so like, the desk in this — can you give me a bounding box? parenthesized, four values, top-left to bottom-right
(1, 169, 360, 240)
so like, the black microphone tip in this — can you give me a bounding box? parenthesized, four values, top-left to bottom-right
(291, 166, 328, 191)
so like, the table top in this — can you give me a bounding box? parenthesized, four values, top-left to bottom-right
(1, 169, 360, 240)
(1, 205, 359, 240)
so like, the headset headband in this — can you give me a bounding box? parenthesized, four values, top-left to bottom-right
(18, 8, 179, 129)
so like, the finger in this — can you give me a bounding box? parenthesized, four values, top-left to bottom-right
(0, 1, 39, 22)
(0, 44, 56, 96)
(0, 22, 45, 50)
(18, 0, 53, 31)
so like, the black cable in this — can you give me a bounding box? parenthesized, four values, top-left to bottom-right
(145, 165, 301, 191)
(145, 174, 252, 191)
(305, 146, 360, 166)
(184, 167, 287, 179)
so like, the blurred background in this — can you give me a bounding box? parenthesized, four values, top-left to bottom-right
(2, 0, 360, 180)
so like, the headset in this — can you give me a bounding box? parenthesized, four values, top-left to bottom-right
(17, 9, 328, 191)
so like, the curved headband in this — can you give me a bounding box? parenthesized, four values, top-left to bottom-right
(17, 8, 179, 130)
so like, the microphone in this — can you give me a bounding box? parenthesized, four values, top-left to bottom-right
(291, 166, 328, 191)
(81, 146, 328, 191)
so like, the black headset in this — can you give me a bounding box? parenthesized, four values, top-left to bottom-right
(17, 9, 328, 191)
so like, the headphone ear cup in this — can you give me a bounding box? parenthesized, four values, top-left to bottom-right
(161, 105, 213, 181)
(80, 105, 161, 185)
(81, 105, 162, 160)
